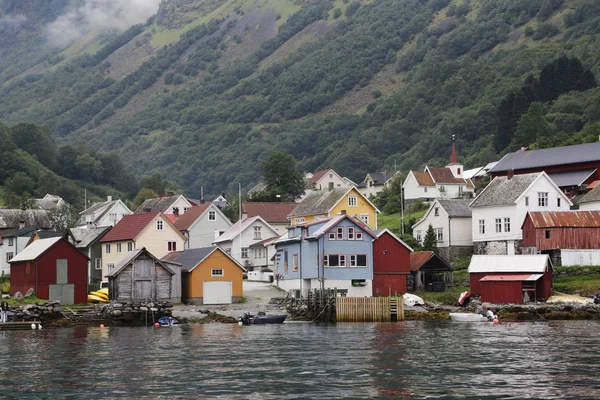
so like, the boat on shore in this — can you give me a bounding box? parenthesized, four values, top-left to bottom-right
(450, 312, 498, 323)
(238, 312, 287, 326)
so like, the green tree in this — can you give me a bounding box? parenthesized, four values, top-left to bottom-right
(511, 102, 556, 149)
(9, 123, 58, 171)
(141, 171, 168, 196)
(260, 151, 305, 201)
(422, 224, 438, 252)
(75, 153, 103, 182)
(4, 172, 35, 196)
(131, 188, 158, 211)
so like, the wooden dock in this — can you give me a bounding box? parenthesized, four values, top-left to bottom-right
(0, 321, 42, 331)
(336, 297, 404, 322)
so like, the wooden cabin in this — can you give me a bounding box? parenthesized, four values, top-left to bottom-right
(372, 229, 413, 296)
(106, 248, 176, 302)
(409, 251, 453, 292)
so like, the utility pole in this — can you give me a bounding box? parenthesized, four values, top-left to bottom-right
(401, 185, 404, 235)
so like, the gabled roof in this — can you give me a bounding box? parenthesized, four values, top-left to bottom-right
(463, 167, 483, 180)
(470, 173, 540, 208)
(524, 211, 600, 228)
(8, 237, 62, 263)
(427, 167, 466, 185)
(0, 209, 52, 230)
(1, 226, 38, 238)
(373, 228, 414, 252)
(548, 169, 596, 188)
(242, 202, 298, 223)
(411, 171, 435, 187)
(288, 187, 380, 218)
(579, 185, 600, 205)
(69, 227, 111, 249)
(106, 248, 175, 277)
(162, 247, 246, 272)
(78, 199, 131, 226)
(34, 231, 64, 239)
(134, 195, 190, 214)
(213, 216, 277, 243)
(310, 169, 334, 184)
(32, 197, 68, 211)
(410, 251, 434, 271)
(490, 142, 600, 173)
(468, 254, 552, 273)
(249, 236, 280, 247)
(437, 199, 472, 218)
(307, 214, 376, 240)
(173, 204, 211, 230)
(100, 212, 160, 243)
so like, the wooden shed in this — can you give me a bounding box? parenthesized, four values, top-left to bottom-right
(9, 237, 89, 305)
(106, 248, 176, 302)
(372, 229, 413, 296)
(468, 255, 553, 300)
(409, 251, 453, 292)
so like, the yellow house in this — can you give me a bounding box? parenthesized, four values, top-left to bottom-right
(288, 187, 380, 229)
(163, 246, 245, 305)
(99, 212, 186, 279)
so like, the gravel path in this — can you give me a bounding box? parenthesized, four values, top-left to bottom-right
(172, 281, 286, 320)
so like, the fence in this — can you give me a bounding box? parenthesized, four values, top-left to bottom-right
(336, 296, 404, 322)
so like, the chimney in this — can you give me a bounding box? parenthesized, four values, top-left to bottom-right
(167, 191, 174, 197)
(200, 186, 205, 204)
(19, 220, 25, 229)
(107, 195, 112, 202)
(507, 169, 514, 180)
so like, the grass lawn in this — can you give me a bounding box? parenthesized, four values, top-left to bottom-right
(553, 273, 600, 295)
(378, 209, 427, 232)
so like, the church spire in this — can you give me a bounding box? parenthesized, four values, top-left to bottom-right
(449, 143, 458, 164)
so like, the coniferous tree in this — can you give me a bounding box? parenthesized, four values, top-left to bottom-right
(422, 224, 438, 253)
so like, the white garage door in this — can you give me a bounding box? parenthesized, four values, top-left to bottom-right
(203, 281, 232, 305)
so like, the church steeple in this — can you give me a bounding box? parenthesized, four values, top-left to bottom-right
(449, 143, 458, 164)
(446, 143, 463, 178)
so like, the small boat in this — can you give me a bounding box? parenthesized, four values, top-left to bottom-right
(238, 312, 287, 326)
(458, 291, 471, 306)
(449, 311, 498, 323)
(158, 317, 180, 327)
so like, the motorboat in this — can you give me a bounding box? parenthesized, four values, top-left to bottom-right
(158, 317, 180, 327)
(450, 310, 498, 323)
(238, 312, 287, 326)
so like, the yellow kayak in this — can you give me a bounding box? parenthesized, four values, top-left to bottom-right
(88, 294, 109, 303)
(97, 288, 109, 295)
(89, 291, 108, 300)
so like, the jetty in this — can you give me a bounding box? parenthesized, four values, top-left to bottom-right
(0, 321, 42, 330)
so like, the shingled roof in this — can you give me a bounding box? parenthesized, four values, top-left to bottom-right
(134, 195, 185, 214)
(579, 185, 600, 205)
(288, 188, 348, 218)
(470, 173, 540, 208)
(69, 226, 111, 249)
(427, 167, 467, 184)
(242, 202, 298, 223)
(437, 200, 472, 218)
(412, 171, 435, 187)
(0, 209, 52, 229)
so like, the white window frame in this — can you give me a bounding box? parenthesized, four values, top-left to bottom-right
(328, 231, 336, 240)
(116, 243, 122, 253)
(241, 248, 249, 258)
(292, 254, 298, 271)
(127, 242, 134, 252)
(495, 218, 502, 233)
(538, 192, 548, 207)
(95, 258, 102, 270)
(253, 226, 262, 240)
(504, 217, 511, 233)
(348, 196, 358, 207)
(434, 207, 439, 216)
(339, 255, 346, 267)
(157, 220, 163, 231)
(105, 244, 111, 254)
(6, 252, 13, 262)
(108, 263, 115, 271)
(356, 232, 363, 240)
(360, 214, 369, 226)
(211, 269, 224, 277)
(208, 210, 216, 221)
(296, 217, 305, 224)
(416, 230, 422, 242)
(350, 254, 367, 267)
(336, 227, 344, 240)
(348, 227, 355, 240)
(479, 220, 485, 235)
(8, 238, 13, 247)
(434, 228, 443, 242)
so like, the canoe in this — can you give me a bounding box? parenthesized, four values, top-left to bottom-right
(88, 294, 109, 303)
(89, 291, 108, 300)
(449, 313, 491, 322)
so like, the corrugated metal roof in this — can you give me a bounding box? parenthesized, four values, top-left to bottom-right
(468, 255, 551, 273)
(490, 142, 600, 173)
(479, 273, 542, 282)
(470, 173, 540, 207)
(527, 211, 600, 228)
(548, 169, 596, 187)
(8, 237, 62, 263)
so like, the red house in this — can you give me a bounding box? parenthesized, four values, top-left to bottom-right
(372, 229, 413, 296)
(9, 237, 89, 304)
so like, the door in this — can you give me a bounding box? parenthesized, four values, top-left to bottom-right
(203, 281, 232, 304)
(134, 281, 153, 300)
(49, 284, 75, 305)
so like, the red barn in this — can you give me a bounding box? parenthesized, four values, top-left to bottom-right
(372, 229, 412, 296)
(468, 255, 553, 302)
(9, 237, 89, 304)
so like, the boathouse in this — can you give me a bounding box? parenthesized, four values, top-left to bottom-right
(9, 237, 89, 305)
(372, 229, 412, 296)
(468, 255, 553, 302)
(106, 248, 177, 302)
(409, 251, 452, 292)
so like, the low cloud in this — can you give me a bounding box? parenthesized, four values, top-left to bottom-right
(46, 0, 161, 47)
(0, 14, 28, 29)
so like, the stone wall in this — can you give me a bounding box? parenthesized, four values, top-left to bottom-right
(437, 246, 473, 263)
(104, 301, 173, 326)
(474, 240, 523, 255)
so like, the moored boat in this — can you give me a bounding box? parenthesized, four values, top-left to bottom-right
(238, 312, 287, 326)
(158, 317, 180, 327)
(449, 311, 498, 323)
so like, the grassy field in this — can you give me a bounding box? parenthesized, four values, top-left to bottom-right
(553, 266, 600, 295)
(377, 209, 427, 232)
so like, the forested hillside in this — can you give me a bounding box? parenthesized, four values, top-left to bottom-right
(1, 0, 600, 199)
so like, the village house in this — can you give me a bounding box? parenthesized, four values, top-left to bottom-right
(372, 229, 413, 296)
(288, 187, 380, 230)
(134, 194, 193, 218)
(409, 251, 453, 292)
(9, 237, 89, 305)
(577, 184, 600, 211)
(273, 214, 375, 297)
(163, 247, 245, 305)
(307, 169, 349, 191)
(174, 203, 232, 249)
(213, 216, 279, 271)
(357, 172, 400, 199)
(68, 226, 111, 284)
(468, 254, 553, 303)
(99, 212, 186, 279)
(403, 145, 475, 203)
(241, 202, 298, 236)
(522, 211, 600, 266)
(76, 196, 132, 228)
(0, 227, 39, 276)
(489, 142, 600, 197)
(107, 247, 179, 303)
(470, 172, 571, 255)
(412, 199, 473, 262)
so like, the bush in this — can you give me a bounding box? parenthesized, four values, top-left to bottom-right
(532, 23, 560, 40)
(333, 8, 342, 19)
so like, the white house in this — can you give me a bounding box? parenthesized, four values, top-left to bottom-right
(308, 169, 349, 191)
(134, 194, 192, 217)
(577, 185, 600, 211)
(213, 216, 279, 271)
(412, 199, 472, 262)
(241, 202, 298, 236)
(0, 227, 38, 276)
(469, 172, 571, 255)
(174, 203, 232, 249)
(403, 145, 474, 202)
(357, 172, 399, 198)
(77, 196, 132, 228)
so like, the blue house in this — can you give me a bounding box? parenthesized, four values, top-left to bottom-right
(273, 213, 375, 297)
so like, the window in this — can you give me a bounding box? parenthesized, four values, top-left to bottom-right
(95, 259, 102, 270)
(350, 255, 367, 267)
(157, 220, 163, 231)
(434, 207, 439, 216)
(356, 232, 363, 240)
(323, 255, 329, 267)
(479, 220, 485, 235)
(348, 196, 358, 207)
(504, 218, 511, 233)
(127, 242, 134, 252)
(254, 226, 262, 239)
(328, 231, 336, 240)
(337, 227, 344, 240)
(416, 231, 422, 243)
(105, 244, 111, 254)
(325, 255, 340, 267)
(208, 210, 216, 221)
(183, 208, 188, 213)
(241, 248, 249, 258)
(116, 243, 122, 253)
(292, 254, 298, 271)
(495, 218, 502, 233)
(435, 228, 443, 242)
(360, 214, 369, 225)
(339, 255, 346, 267)
(107, 264, 115, 271)
(557, 198, 561, 207)
(424, 187, 428, 193)
(109, 213, 117, 222)
(545, 229, 551, 239)
(6, 252, 13, 262)
(538, 192, 548, 207)
(167, 241, 177, 252)
(457, 167, 461, 175)
(172, 207, 179, 214)
(211, 269, 224, 277)
(525, 196, 529, 206)
(296, 217, 305, 224)
(8, 238, 13, 246)
(348, 227, 355, 240)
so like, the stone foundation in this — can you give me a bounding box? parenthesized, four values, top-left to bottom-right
(474, 240, 523, 255)
(437, 246, 473, 263)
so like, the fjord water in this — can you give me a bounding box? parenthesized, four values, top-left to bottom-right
(0, 321, 599, 399)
